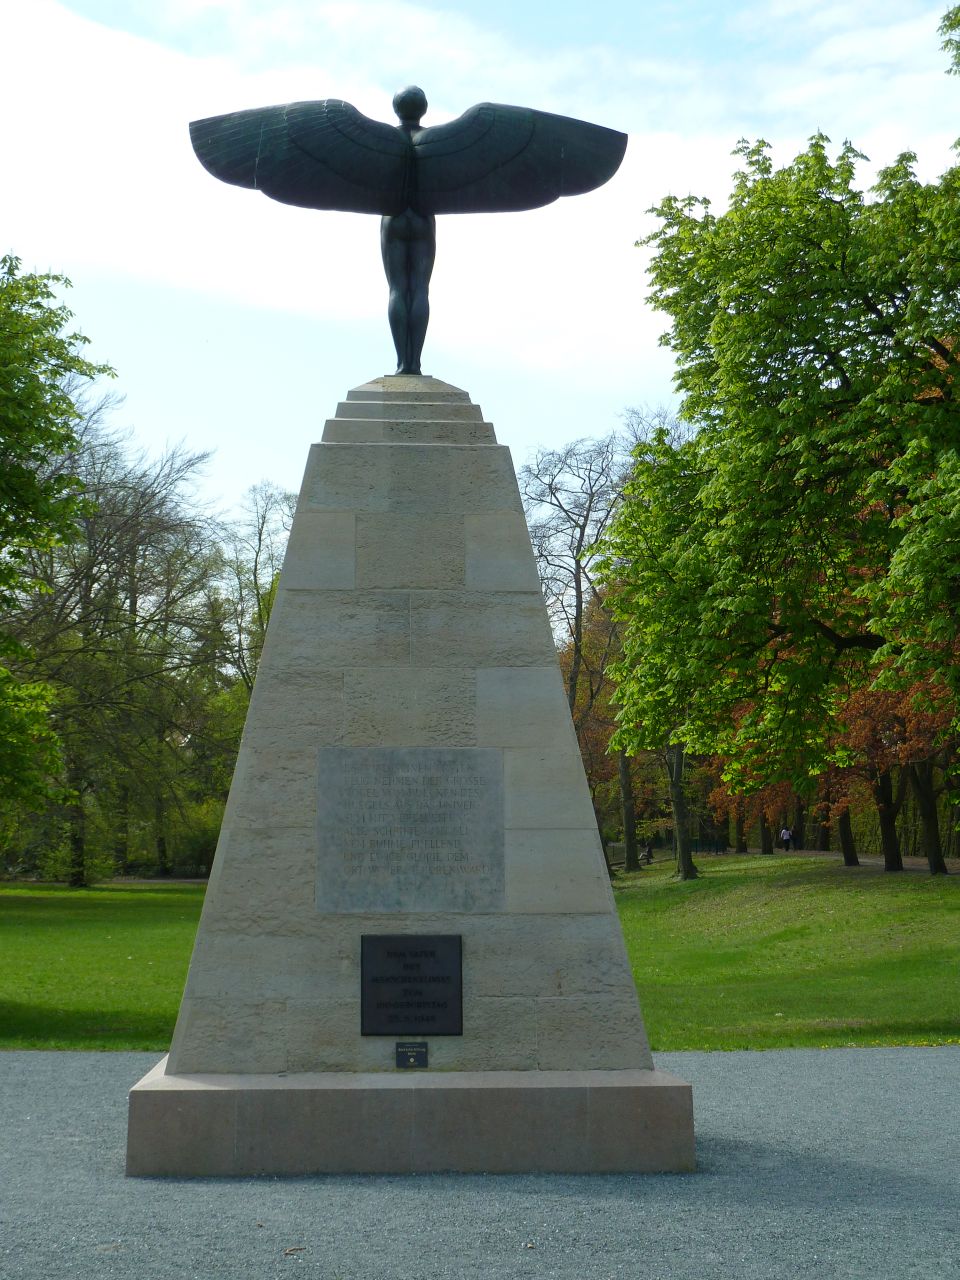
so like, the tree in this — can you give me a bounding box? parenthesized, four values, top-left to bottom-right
(8, 420, 222, 884)
(0, 255, 112, 802)
(520, 427, 679, 872)
(218, 481, 294, 692)
(600, 121, 960, 869)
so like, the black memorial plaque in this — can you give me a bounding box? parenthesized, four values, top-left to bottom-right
(396, 1042, 428, 1068)
(361, 934, 462, 1036)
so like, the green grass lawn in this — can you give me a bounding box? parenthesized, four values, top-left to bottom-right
(1, 856, 958, 1050)
(619, 855, 960, 1049)
(0, 883, 204, 1049)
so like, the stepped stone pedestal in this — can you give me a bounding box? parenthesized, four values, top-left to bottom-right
(126, 376, 695, 1175)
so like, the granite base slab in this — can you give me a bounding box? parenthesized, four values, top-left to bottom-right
(126, 1057, 695, 1175)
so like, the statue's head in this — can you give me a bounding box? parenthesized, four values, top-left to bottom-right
(393, 85, 427, 124)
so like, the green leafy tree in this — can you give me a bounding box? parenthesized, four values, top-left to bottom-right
(601, 127, 960, 840)
(0, 255, 111, 803)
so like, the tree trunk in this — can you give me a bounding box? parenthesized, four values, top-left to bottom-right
(909, 761, 948, 875)
(735, 805, 747, 853)
(837, 807, 859, 866)
(66, 757, 88, 888)
(618, 749, 640, 872)
(113, 784, 130, 876)
(792, 799, 806, 852)
(872, 768, 904, 872)
(155, 793, 170, 877)
(759, 813, 773, 855)
(68, 805, 87, 887)
(665, 743, 698, 880)
(817, 815, 831, 853)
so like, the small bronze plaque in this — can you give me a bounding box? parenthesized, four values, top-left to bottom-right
(361, 934, 463, 1036)
(396, 1042, 428, 1069)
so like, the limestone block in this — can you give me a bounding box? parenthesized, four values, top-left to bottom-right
(322, 420, 496, 444)
(283, 999, 363, 1071)
(346, 376, 471, 403)
(167, 997, 289, 1074)
(128, 1067, 696, 1175)
(505, 829, 613, 914)
(231, 1080, 416, 1173)
(535, 996, 653, 1071)
(355, 513, 465, 589)
(242, 669, 344, 753)
(199, 826, 319, 933)
(340, 667, 477, 746)
(279, 512, 355, 590)
(476, 666, 581, 748)
(464, 511, 542, 591)
(504, 745, 598, 829)
(408, 1079, 589, 1173)
(410, 591, 557, 667)
(126, 1060, 241, 1177)
(463, 914, 642, 999)
(221, 743, 318, 828)
(261, 589, 411, 671)
(299, 445, 522, 516)
(183, 933, 353, 1005)
(336, 399, 484, 421)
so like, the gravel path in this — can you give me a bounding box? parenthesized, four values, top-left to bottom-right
(1, 1047, 958, 1280)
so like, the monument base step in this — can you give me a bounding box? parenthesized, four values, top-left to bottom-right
(126, 1058, 695, 1175)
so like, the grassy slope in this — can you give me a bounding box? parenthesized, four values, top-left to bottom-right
(618, 856, 960, 1049)
(1, 857, 957, 1050)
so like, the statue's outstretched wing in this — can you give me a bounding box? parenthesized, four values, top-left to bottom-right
(413, 103, 627, 215)
(189, 100, 411, 215)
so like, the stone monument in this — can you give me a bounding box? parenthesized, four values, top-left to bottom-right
(126, 87, 694, 1174)
(125, 376, 695, 1174)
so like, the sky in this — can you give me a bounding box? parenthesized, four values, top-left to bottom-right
(3, 0, 959, 512)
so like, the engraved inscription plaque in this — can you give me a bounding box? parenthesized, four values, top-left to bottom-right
(396, 1042, 428, 1068)
(361, 935, 463, 1035)
(316, 747, 505, 912)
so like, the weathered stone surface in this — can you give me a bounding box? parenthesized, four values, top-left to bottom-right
(316, 746, 505, 913)
(336, 399, 483, 421)
(476, 666, 579, 748)
(346, 375, 471, 403)
(410, 591, 556, 667)
(299, 444, 522, 515)
(222, 743, 319, 828)
(503, 745, 598, 830)
(534, 995, 653, 1071)
(323, 419, 495, 444)
(128, 1064, 695, 1175)
(130, 375, 691, 1175)
(464, 511, 542, 591)
(242, 669, 344, 752)
(199, 827, 319, 933)
(340, 667, 476, 747)
(167, 997, 289, 1074)
(263, 589, 411, 671)
(280, 511, 355, 589)
(505, 829, 612, 914)
(356, 513, 465, 588)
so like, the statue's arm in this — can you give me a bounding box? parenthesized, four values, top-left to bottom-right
(413, 103, 628, 215)
(189, 100, 410, 215)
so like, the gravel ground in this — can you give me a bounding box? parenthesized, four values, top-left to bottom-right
(1, 1047, 958, 1280)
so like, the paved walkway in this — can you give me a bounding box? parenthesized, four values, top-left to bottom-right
(1, 1047, 958, 1280)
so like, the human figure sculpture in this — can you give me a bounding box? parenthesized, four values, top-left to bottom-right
(190, 87, 627, 374)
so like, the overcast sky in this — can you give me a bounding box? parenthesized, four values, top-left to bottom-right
(4, 0, 958, 510)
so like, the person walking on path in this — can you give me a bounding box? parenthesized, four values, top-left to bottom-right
(780, 826, 793, 852)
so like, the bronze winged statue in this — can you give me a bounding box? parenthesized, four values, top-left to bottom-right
(190, 86, 628, 374)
